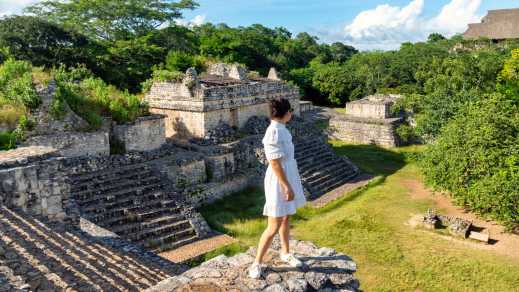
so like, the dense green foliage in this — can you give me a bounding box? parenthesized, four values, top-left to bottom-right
(419, 49, 519, 226)
(52, 66, 149, 128)
(26, 0, 198, 41)
(421, 94, 519, 226)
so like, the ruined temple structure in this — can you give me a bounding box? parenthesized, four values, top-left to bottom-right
(0, 62, 362, 291)
(144, 63, 301, 139)
(464, 8, 519, 41)
(329, 94, 404, 147)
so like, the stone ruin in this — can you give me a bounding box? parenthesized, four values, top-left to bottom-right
(0, 63, 363, 291)
(329, 94, 404, 147)
(144, 63, 301, 139)
(422, 209, 490, 243)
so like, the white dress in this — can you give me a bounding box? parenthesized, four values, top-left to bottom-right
(262, 120, 307, 217)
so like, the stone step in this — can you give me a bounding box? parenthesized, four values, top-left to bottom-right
(86, 199, 178, 225)
(75, 183, 167, 206)
(300, 156, 342, 176)
(297, 152, 335, 169)
(72, 175, 161, 197)
(110, 213, 186, 234)
(98, 205, 182, 228)
(312, 171, 359, 196)
(81, 190, 168, 213)
(139, 228, 197, 249)
(151, 235, 200, 253)
(126, 220, 192, 242)
(309, 169, 357, 193)
(303, 163, 353, 186)
(70, 164, 149, 184)
(71, 169, 156, 193)
(294, 140, 323, 152)
(295, 144, 330, 159)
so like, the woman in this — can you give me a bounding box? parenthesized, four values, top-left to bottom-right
(248, 97, 307, 279)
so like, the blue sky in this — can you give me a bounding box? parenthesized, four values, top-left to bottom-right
(1, 0, 518, 50)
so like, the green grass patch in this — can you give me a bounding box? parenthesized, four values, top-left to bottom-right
(199, 141, 519, 291)
(183, 242, 248, 268)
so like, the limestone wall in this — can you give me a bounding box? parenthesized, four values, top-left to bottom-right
(112, 115, 166, 152)
(345, 102, 391, 119)
(148, 108, 205, 138)
(329, 117, 402, 147)
(22, 131, 110, 157)
(0, 147, 69, 221)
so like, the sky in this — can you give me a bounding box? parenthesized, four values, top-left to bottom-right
(1, 0, 518, 50)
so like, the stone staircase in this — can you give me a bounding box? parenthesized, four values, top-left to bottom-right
(70, 163, 199, 253)
(294, 137, 359, 199)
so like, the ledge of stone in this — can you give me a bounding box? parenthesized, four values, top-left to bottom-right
(145, 238, 359, 292)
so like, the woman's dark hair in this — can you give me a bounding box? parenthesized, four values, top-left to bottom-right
(269, 97, 293, 119)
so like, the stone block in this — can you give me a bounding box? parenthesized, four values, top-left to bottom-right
(469, 231, 490, 243)
(112, 114, 166, 152)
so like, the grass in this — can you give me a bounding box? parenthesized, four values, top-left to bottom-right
(199, 141, 519, 291)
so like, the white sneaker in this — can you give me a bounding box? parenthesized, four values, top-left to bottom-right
(248, 262, 264, 279)
(280, 252, 303, 268)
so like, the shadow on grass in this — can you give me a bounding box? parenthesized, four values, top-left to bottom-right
(199, 187, 265, 235)
(330, 143, 407, 177)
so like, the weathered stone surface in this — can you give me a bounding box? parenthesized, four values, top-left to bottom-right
(112, 114, 166, 152)
(0, 207, 187, 292)
(145, 63, 301, 139)
(330, 94, 404, 147)
(145, 239, 360, 292)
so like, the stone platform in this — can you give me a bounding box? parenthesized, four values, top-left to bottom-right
(146, 238, 359, 292)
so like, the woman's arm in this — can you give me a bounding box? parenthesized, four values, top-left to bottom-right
(270, 158, 294, 201)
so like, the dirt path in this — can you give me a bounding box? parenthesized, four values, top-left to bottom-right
(159, 234, 236, 263)
(402, 178, 519, 262)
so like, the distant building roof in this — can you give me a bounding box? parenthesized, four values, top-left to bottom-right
(464, 8, 519, 40)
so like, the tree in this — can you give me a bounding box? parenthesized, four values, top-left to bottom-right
(98, 35, 164, 92)
(26, 0, 198, 41)
(498, 48, 519, 102)
(427, 33, 446, 43)
(0, 16, 99, 69)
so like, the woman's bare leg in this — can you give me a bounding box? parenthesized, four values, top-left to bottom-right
(278, 215, 290, 255)
(255, 216, 283, 264)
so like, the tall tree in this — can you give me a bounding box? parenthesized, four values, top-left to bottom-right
(0, 16, 99, 69)
(26, 0, 198, 41)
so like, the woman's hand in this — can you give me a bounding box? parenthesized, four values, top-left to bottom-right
(283, 184, 295, 201)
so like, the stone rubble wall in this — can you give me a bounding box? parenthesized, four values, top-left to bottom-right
(145, 237, 360, 292)
(22, 131, 110, 157)
(329, 117, 402, 148)
(112, 114, 166, 152)
(0, 157, 69, 221)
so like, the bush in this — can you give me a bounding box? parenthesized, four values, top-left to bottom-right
(141, 69, 184, 93)
(395, 124, 419, 145)
(0, 58, 40, 109)
(52, 65, 148, 127)
(0, 131, 17, 150)
(421, 94, 519, 226)
(0, 97, 26, 130)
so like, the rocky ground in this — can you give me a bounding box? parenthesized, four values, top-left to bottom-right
(146, 237, 360, 292)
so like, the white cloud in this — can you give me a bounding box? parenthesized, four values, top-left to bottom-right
(0, 0, 41, 16)
(340, 0, 483, 51)
(175, 14, 206, 27)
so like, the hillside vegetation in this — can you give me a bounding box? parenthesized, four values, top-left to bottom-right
(0, 0, 517, 226)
